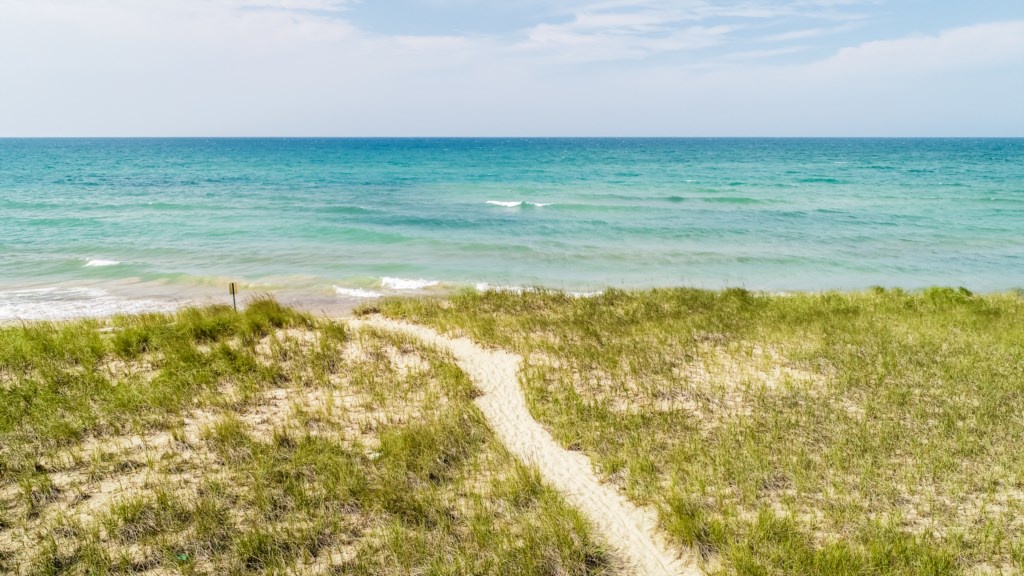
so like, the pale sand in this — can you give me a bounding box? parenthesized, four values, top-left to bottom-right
(351, 316, 701, 576)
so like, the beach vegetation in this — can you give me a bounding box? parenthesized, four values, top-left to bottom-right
(0, 297, 609, 575)
(376, 287, 1024, 575)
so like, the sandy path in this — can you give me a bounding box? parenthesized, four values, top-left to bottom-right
(352, 317, 700, 576)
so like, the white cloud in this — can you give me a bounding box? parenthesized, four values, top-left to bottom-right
(510, 0, 879, 62)
(235, 0, 351, 9)
(518, 21, 732, 62)
(571, 0, 875, 22)
(0, 1, 1019, 136)
(655, 20, 1024, 135)
(716, 45, 807, 61)
(759, 22, 858, 42)
(818, 20, 1024, 76)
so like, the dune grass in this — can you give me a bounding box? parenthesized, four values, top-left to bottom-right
(0, 298, 610, 575)
(375, 287, 1024, 575)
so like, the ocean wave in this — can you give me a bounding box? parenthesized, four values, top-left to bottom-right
(380, 277, 440, 290)
(486, 200, 553, 208)
(0, 287, 176, 321)
(475, 282, 527, 293)
(84, 259, 122, 267)
(143, 202, 192, 210)
(798, 177, 844, 184)
(334, 286, 382, 299)
(475, 283, 601, 298)
(322, 205, 375, 215)
(701, 197, 765, 205)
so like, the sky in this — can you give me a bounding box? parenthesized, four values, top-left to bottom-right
(0, 0, 1022, 136)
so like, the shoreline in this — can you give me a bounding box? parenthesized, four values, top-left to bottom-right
(1, 283, 1015, 326)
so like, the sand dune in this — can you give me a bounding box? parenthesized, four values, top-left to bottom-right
(352, 316, 700, 576)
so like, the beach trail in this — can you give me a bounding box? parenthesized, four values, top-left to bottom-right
(351, 316, 701, 576)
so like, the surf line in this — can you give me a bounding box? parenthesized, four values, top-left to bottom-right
(349, 316, 701, 576)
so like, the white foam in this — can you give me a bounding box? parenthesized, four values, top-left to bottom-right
(380, 277, 440, 291)
(84, 259, 121, 267)
(486, 200, 553, 208)
(475, 282, 529, 294)
(0, 287, 177, 321)
(475, 283, 601, 298)
(334, 286, 382, 299)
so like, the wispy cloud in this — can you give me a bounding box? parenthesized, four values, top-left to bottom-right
(234, 0, 351, 9)
(517, 21, 733, 62)
(559, 0, 876, 22)
(0, 1, 1019, 136)
(759, 22, 859, 42)
(816, 20, 1024, 76)
(717, 45, 808, 60)
(510, 0, 877, 62)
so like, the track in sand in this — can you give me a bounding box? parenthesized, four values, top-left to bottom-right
(351, 317, 701, 576)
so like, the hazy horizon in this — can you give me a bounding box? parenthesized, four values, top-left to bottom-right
(2, 136, 1023, 139)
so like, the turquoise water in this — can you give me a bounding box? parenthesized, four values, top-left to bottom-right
(1, 138, 1022, 319)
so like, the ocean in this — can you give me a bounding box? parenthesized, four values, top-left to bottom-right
(1, 138, 1021, 320)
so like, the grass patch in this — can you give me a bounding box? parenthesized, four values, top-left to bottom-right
(0, 298, 610, 575)
(376, 287, 1024, 575)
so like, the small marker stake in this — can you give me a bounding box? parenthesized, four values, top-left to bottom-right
(229, 282, 238, 312)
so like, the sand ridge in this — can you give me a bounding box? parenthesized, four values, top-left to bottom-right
(351, 316, 701, 576)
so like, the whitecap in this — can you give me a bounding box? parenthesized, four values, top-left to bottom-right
(475, 283, 601, 298)
(84, 259, 121, 267)
(475, 282, 528, 294)
(334, 286, 382, 299)
(381, 277, 440, 290)
(487, 200, 553, 208)
(0, 287, 176, 321)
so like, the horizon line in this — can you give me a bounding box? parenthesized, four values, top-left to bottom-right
(1, 135, 1022, 139)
